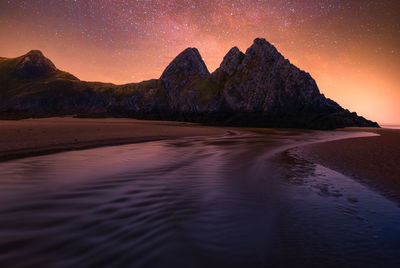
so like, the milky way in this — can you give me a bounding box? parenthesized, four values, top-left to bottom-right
(0, 0, 399, 123)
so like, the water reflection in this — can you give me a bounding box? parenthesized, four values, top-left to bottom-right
(0, 131, 398, 267)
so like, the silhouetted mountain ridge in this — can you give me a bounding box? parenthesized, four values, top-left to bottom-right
(0, 38, 379, 129)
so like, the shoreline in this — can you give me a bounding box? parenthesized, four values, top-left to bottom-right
(298, 127, 400, 200)
(0, 136, 175, 162)
(2, 117, 398, 200)
(0, 117, 375, 163)
(0, 117, 230, 162)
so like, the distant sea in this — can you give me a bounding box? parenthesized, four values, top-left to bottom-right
(382, 125, 400, 129)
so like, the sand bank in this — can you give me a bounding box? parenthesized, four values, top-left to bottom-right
(0, 117, 228, 161)
(2, 118, 398, 198)
(300, 128, 400, 197)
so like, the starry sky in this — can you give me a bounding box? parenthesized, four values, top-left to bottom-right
(0, 0, 399, 124)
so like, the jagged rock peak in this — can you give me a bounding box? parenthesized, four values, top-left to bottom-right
(219, 47, 245, 76)
(252, 38, 278, 51)
(15, 50, 57, 79)
(161, 47, 209, 80)
(245, 38, 282, 62)
(160, 47, 210, 93)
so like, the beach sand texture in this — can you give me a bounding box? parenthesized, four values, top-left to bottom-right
(0, 117, 227, 161)
(1, 118, 399, 198)
(301, 128, 400, 197)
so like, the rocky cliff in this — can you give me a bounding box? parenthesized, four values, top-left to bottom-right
(0, 39, 379, 129)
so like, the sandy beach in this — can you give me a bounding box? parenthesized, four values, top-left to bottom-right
(0, 118, 399, 267)
(0, 117, 228, 161)
(300, 128, 400, 198)
(1, 118, 399, 198)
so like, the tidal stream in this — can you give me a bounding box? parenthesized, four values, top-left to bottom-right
(0, 130, 399, 267)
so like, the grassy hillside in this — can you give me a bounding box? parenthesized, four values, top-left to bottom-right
(0, 56, 21, 92)
(0, 52, 168, 120)
(0, 53, 164, 99)
(0, 54, 79, 95)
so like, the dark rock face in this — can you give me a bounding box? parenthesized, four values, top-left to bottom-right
(160, 48, 210, 111)
(221, 38, 341, 114)
(160, 48, 209, 91)
(157, 38, 378, 128)
(14, 50, 57, 79)
(0, 42, 380, 129)
(218, 47, 244, 76)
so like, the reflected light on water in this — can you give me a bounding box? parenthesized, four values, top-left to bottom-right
(0, 131, 398, 267)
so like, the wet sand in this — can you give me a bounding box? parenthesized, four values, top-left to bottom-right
(1, 120, 399, 266)
(0, 128, 399, 267)
(1, 117, 398, 198)
(0, 117, 228, 161)
(300, 128, 400, 197)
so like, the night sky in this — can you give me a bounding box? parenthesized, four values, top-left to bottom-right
(0, 0, 399, 124)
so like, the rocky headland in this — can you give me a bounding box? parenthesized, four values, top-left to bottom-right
(0, 38, 379, 129)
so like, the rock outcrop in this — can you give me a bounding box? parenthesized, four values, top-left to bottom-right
(0, 40, 380, 129)
(160, 48, 210, 112)
(161, 48, 210, 86)
(220, 38, 341, 115)
(218, 47, 244, 76)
